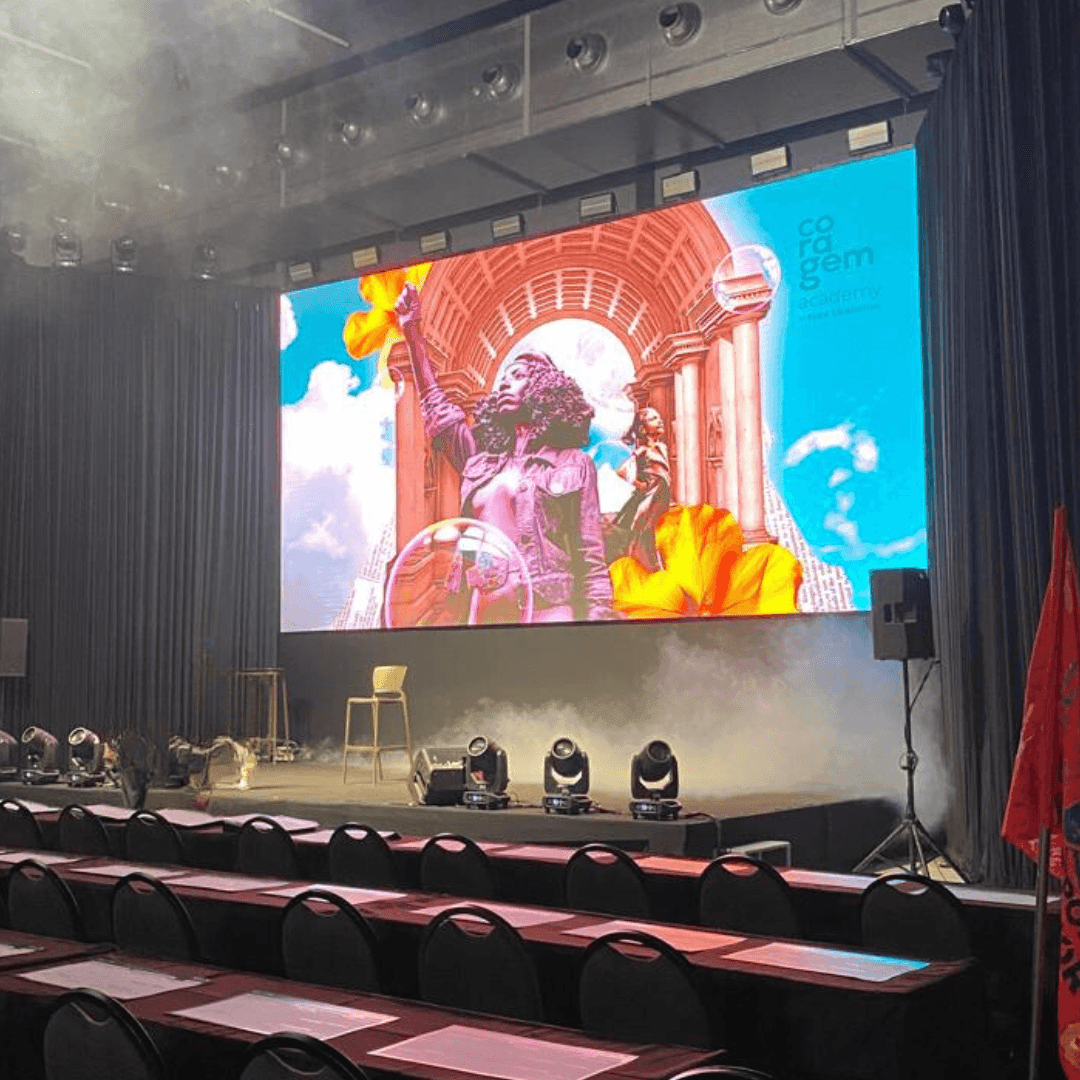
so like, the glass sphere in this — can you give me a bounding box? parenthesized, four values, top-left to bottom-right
(712, 244, 781, 314)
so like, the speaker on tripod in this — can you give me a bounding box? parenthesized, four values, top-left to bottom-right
(855, 569, 967, 880)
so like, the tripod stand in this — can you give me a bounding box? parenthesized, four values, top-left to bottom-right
(854, 658, 968, 881)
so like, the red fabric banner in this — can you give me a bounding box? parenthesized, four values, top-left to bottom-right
(1002, 507, 1080, 1074)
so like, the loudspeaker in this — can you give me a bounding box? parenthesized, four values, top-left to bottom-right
(870, 570, 934, 660)
(410, 746, 468, 806)
(0, 619, 28, 677)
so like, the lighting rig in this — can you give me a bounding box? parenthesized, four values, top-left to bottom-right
(0, 731, 18, 780)
(462, 736, 510, 810)
(542, 737, 592, 815)
(628, 739, 682, 820)
(20, 726, 61, 784)
(66, 727, 106, 787)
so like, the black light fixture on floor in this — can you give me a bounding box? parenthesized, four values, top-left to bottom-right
(629, 739, 682, 820)
(542, 737, 592, 815)
(0, 730, 18, 780)
(20, 726, 60, 784)
(67, 727, 106, 787)
(463, 736, 510, 809)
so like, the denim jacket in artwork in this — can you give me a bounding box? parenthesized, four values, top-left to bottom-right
(420, 385, 615, 619)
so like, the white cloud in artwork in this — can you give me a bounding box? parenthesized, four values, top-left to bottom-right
(783, 422, 854, 467)
(294, 513, 348, 558)
(821, 483, 927, 562)
(280, 294, 298, 352)
(828, 468, 852, 488)
(835, 491, 855, 515)
(852, 432, 880, 473)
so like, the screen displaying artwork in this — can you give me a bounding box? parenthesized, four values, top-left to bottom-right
(281, 149, 926, 632)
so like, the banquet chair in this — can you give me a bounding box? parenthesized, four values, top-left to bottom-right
(564, 843, 651, 917)
(111, 873, 199, 961)
(280, 889, 382, 992)
(418, 833, 495, 899)
(7, 858, 84, 940)
(578, 930, 717, 1049)
(667, 1069, 775, 1079)
(0, 797, 44, 849)
(327, 823, 398, 888)
(57, 804, 111, 856)
(859, 872, 972, 960)
(241, 1033, 370, 1080)
(697, 854, 800, 938)
(235, 816, 300, 879)
(342, 665, 412, 784)
(124, 810, 185, 866)
(44, 989, 166, 1080)
(418, 905, 545, 1022)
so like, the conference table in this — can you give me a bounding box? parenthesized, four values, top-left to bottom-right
(2, 852, 987, 1080)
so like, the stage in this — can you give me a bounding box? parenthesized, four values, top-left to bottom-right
(0, 762, 901, 869)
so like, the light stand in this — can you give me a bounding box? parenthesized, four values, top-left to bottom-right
(853, 658, 968, 880)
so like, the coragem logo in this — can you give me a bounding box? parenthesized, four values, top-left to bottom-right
(797, 216, 873, 290)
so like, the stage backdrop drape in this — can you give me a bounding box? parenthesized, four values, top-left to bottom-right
(0, 263, 279, 753)
(919, 0, 1080, 886)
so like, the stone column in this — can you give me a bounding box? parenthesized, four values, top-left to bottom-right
(388, 345, 427, 552)
(679, 356, 702, 506)
(673, 367, 687, 503)
(717, 333, 740, 519)
(731, 315, 770, 544)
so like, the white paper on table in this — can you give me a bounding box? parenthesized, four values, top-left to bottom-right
(780, 869, 874, 890)
(0, 943, 40, 958)
(220, 814, 319, 833)
(0, 851, 84, 865)
(947, 884, 1039, 907)
(496, 845, 578, 862)
(67, 862, 191, 881)
(727, 941, 929, 982)
(172, 873, 289, 892)
(5, 800, 55, 814)
(81, 804, 136, 821)
(265, 884, 407, 905)
(154, 809, 221, 829)
(19, 959, 207, 999)
(635, 856, 709, 875)
(371, 1024, 637, 1080)
(295, 829, 399, 844)
(171, 991, 397, 1039)
(563, 920, 742, 952)
(412, 901, 576, 929)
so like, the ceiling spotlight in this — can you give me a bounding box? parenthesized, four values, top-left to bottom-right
(542, 737, 591, 815)
(272, 138, 297, 168)
(750, 145, 790, 177)
(658, 4, 702, 46)
(67, 727, 105, 787)
(111, 236, 137, 274)
(661, 169, 699, 201)
(192, 241, 219, 281)
(477, 63, 520, 101)
(926, 50, 953, 79)
(847, 120, 892, 154)
(21, 726, 60, 784)
(419, 230, 450, 255)
(579, 192, 616, 220)
(763, 0, 802, 12)
(287, 259, 316, 285)
(629, 739, 681, 820)
(211, 164, 246, 189)
(351, 245, 380, 270)
(566, 33, 607, 73)
(490, 213, 524, 241)
(938, 4, 965, 41)
(405, 91, 440, 125)
(337, 120, 367, 146)
(462, 735, 510, 809)
(52, 232, 82, 268)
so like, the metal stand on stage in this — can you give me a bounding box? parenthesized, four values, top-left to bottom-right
(854, 657, 968, 880)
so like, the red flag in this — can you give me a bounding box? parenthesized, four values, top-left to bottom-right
(1002, 506, 1080, 1074)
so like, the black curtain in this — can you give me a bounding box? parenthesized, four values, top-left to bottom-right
(0, 263, 279, 755)
(919, 0, 1080, 885)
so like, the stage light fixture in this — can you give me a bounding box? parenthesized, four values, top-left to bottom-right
(52, 231, 82, 268)
(1, 224, 26, 255)
(629, 739, 682, 820)
(67, 727, 106, 787)
(658, 4, 702, 46)
(938, 4, 965, 41)
(419, 230, 450, 255)
(926, 50, 953, 80)
(211, 164, 245, 189)
(287, 259, 316, 285)
(847, 121, 892, 155)
(579, 192, 616, 221)
(405, 91, 439, 125)
(111, 236, 137, 274)
(661, 169, 699, 201)
(477, 63, 520, 102)
(0, 730, 18, 780)
(192, 241, 219, 281)
(20, 726, 60, 784)
(542, 737, 592, 815)
(337, 120, 367, 146)
(351, 245, 380, 270)
(763, 0, 802, 12)
(463, 735, 510, 809)
(490, 213, 524, 241)
(566, 33, 607, 74)
(272, 138, 296, 168)
(750, 146, 790, 178)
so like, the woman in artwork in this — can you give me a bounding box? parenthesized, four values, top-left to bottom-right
(394, 282, 615, 624)
(611, 406, 671, 571)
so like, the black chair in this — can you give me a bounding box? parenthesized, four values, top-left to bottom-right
(418, 905, 545, 1022)
(111, 873, 199, 961)
(44, 989, 166, 1080)
(418, 834, 495, 899)
(7, 858, 84, 940)
(124, 810, 185, 866)
(57, 804, 111, 856)
(327, 823, 398, 887)
(697, 855, 800, 938)
(280, 889, 382, 992)
(240, 1033, 369, 1080)
(667, 1069, 775, 1079)
(235, 816, 300, 879)
(0, 797, 44, 849)
(859, 872, 972, 960)
(564, 843, 651, 917)
(578, 930, 716, 1049)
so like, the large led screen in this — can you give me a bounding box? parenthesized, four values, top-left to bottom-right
(281, 149, 925, 631)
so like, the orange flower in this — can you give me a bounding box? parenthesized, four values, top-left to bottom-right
(342, 263, 431, 360)
(610, 504, 802, 619)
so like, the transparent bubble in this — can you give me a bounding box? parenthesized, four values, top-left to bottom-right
(384, 517, 534, 628)
(711, 244, 782, 314)
(387, 367, 406, 403)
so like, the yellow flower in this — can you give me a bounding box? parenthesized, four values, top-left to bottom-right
(342, 263, 431, 360)
(610, 504, 803, 619)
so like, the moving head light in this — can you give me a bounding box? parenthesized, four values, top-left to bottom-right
(20, 726, 61, 784)
(629, 739, 682, 820)
(463, 735, 510, 810)
(67, 727, 106, 787)
(542, 737, 592, 815)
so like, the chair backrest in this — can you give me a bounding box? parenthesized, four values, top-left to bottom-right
(859, 872, 972, 960)
(7, 858, 84, 940)
(418, 833, 495, 899)
(371, 665, 406, 695)
(57, 804, 112, 856)
(111, 873, 199, 961)
(280, 890, 382, 992)
(235, 816, 299, 878)
(0, 797, 44, 849)
(564, 844, 651, 917)
(666, 1069, 775, 1079)
(418, 905, 545, 1022)
(240, 1033, 369, 1080)
(327, 824, 398, 888)
(44, 989, 166, 1080)
(697, 855, 800, 938)
(124, 810, 185, 867)
(579, 930, 716, 1049)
